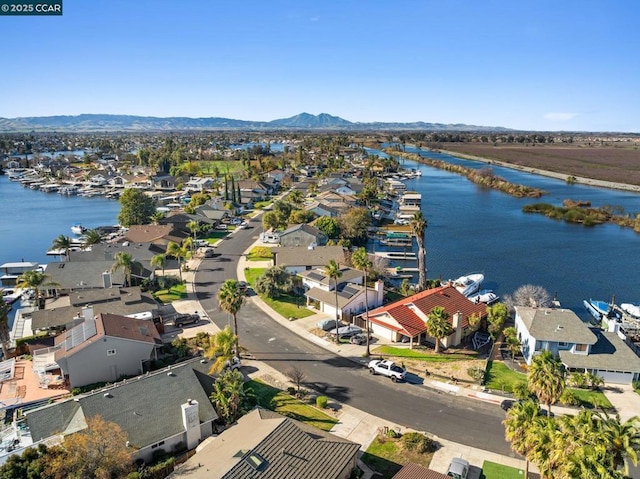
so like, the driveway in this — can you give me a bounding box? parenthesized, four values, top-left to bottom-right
(602, 384, 640, 421)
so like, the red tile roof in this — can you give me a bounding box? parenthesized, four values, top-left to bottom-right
(368, 285, 487, 337)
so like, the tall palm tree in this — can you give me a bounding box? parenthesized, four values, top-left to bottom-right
(82, 229, 102, 247)
(166, 241, 189, 282)
(16, 270, 59, 310)
(503, 399, 541, 479)
(0, 302, 11, 359)
(111, 251, 140, 288)
(527, 350, 565, 415)
(426, 306, 452, 353)
(51, 234, 73, 261)
(325, 260, 342, 344)
(410, 211, 427, 291)
(187, 220, 201, 246)
(151, 254, 166, 277)
(527, 415, 562, 479)
(205, 326, 238, 374)
(352, 247, 372, 356)
(218, 279, 245, 356)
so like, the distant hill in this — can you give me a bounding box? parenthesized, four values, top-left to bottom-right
(0, 112, 510, 132)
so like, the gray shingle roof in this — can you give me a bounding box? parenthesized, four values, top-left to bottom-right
(559, 330, 640, 373)
(517, 307, 598, 345)
(272, 246, 345, 268)
(25, 359, 218, 449)
(298, 266, 363, 287)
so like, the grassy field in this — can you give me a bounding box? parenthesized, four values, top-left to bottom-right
(247, 380, 337, 432)
(153, 284, 187, 303)
(569, 388, 613, 409)
(244, 267, 314, 319)
(373, 345, 477, 362)
(480, 460, 525, 479)
(432, 142, 640, 187)
(361, 434, 434, 479)
(484, 361, 527, 393)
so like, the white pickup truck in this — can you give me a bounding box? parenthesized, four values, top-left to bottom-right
(367, 359, 406, 382)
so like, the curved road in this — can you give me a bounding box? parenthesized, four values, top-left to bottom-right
(194, 217, 513, 456)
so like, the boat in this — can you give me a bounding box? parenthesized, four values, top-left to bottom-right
(583, 298, 623, 325)
(373, 251, 417, 260)
(467, 289, 499, 304)
(71, 223, 87, 235)
(621, 303, 640, 319)
(450, 273, 484, 297)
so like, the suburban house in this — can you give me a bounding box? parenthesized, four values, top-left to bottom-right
(0, 261, 42, 287)
(299, 266, 364, 291)
(271, 246, 346, 274)
(30, 287, 159, 332)
(37, 311, 163, 388)
(304, 280, 385, 322)
(306, 201, 340, 218)
(171, 407, 360, 479)
(24, 358, 218, 464)
(364, 284, 487, 348)
(514, 307, 640, 384)
(185, 177, 214, 192)
(278, 223, 328, 248)
(124, 224, 184, 248)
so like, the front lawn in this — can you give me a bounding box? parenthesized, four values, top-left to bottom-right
(153, 284, 187, 303)
(480, 460, 525, 479)
(203, 231, 229, 240)
(244, 267, 266, 286)
(361, 433, 435, 479)
(244, 268, 313, 319)
(484, 361, 527, 393)
(246, 380, 337, 431)
(373, 345, 477, 362)
(246, 246, 273, 261)
(569, 388, 613, 409)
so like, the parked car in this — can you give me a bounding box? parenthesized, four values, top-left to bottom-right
(316, 319, 345, 331)
(328, 324, 363, 339)
(447, 458, 469, 479)
(367, 359, 406, 382)
(223, 356, 242, 371)
(238, 281, 248, 293)
(215, 224, 228, 230)
(173, 313, 200, 328)
(349, 333, 370, 345)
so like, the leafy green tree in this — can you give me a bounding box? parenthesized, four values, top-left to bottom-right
(486, 302, 508, 340)
(218, 279, 245, 355)
(338, 207, 370, 245)
(0, 302, 10, 359)
(16, 271, 58, 310)
(149, 211, 166, 225)
(82, 229, 102, 247)
(51, 234, 73, 261)
(288, 189, 304, 205)
(110, 251, 141, 288)
(314, 216, 341, 239)
(117, 188, 155, 227)
(398, 278, 413, 297)
(352, 247, 372, 356)
(0, 443, 49, 479)
(527, 350, 565, 415)
(254, 266, 291, 299)
(205, 326, 238, 374)
(426, 306, 453, 353)
(503, 326, 522, 360)
(410, 211, 428, 290)
(210, 369, 253, 426)
(325, 260, 342, 344)
(288, 209, 316, 225)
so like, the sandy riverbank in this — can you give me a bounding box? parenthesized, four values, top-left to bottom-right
(430, 148, 640, 194)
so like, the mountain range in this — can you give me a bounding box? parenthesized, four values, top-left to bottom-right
(0, 112, 510, 132)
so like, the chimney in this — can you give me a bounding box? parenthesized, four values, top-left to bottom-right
(181, 399, 201, 450)
(374, 280, 384, 307)
(452, 311, 463, 346)
(102, 271, 112, 288)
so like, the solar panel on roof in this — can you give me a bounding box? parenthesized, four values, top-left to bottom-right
(341, 286, 360, 296)
(66, 318, 97, 350)
(307, 272, 325, 281)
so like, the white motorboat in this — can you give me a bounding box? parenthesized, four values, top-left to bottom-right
(467, 289, 499, 304)
(621, 303, 640, 319)
(451, 273, 484, 297)
(71, 223, 87, 235)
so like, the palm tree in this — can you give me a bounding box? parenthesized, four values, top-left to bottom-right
(187, 220, 201, 245)
(151, 254, 166, 277)
(503, 326, 522, 361)
(82, 229, 102, 247)
(150, 211, 166, 225)
(527, 415, 562, 479)
(352, 247, 372, 356)
(51, 234, 73, 261)
(166, 241, 189, 281)
(218, 279, 245, 355)
(426, 306, 452, 353)
(0, 302, 11, 359)
(111, 251, 141, 287)
(527, 350, 565, 415)
(16, 270, 58, 310)
(410, 211, 427, 291)
(503, 399, 541, 479)
(325, 260, 342, 344)
(599, 413, 640, 476)
(205, 326, 238, 374)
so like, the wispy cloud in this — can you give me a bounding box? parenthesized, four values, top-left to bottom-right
(309, 16, 320, 22)
(544, 112, 578, 121)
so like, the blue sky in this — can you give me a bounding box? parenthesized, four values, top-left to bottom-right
(1, 0, 638, 131)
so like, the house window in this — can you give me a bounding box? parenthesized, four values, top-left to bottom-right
(107, 349, 117, 356)
(575, 343, 588, 352)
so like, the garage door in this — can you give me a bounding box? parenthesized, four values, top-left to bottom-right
(597, 370, 634, 384)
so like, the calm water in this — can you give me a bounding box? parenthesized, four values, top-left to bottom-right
(370, 146, 640, 319)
